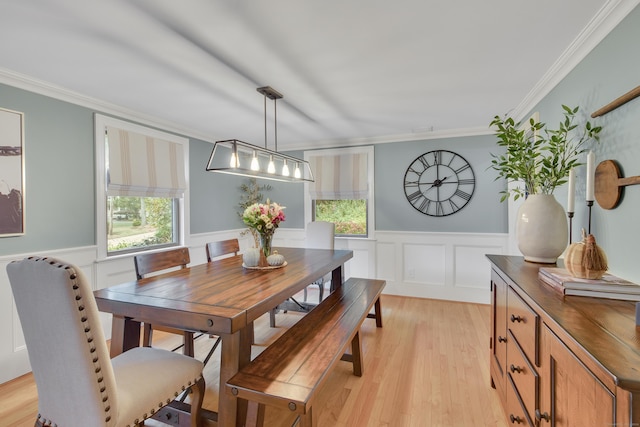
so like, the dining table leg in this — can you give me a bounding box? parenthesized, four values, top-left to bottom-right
(330, 264, 344, 292)
(109, 315, 141, 358)
(218, 321, 254, 427)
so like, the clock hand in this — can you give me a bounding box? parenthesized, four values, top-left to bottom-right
(425, 176, 450, 191)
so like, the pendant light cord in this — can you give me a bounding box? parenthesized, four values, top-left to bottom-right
(263, 93, 268, 149)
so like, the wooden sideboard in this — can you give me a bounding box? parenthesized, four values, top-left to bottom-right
(488, 255, 640, 426)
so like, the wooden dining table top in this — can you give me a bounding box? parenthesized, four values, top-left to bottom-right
(94, 247, 354, 336)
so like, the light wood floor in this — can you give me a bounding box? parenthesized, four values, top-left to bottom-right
(0, 293, 508, 427)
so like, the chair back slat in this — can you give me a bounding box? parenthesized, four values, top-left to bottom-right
(134, 247, 190, 279)
(206, 239, 240, 262)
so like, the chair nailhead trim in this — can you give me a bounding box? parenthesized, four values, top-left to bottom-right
(65, 261, 114, 424)
(126, 375, 204, 427)
(32, 258, 114, 427)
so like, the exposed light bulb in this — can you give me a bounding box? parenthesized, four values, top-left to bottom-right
(229, 149, 238, 168)
(282, 159, 290, 176)
(250, 150, 260, 171)
(294, 162, 301, 179)
(267, 155, 276, 174)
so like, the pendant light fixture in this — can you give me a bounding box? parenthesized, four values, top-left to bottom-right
(206, 86, 314, 183)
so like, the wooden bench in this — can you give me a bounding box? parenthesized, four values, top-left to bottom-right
(226, 277, 385, 427)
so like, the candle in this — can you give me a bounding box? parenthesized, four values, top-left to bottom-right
(567, 168, 575, 212)
(586, 151, 595, 201)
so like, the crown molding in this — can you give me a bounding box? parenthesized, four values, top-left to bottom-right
(511, 0, 640, 122)
(283, 126, 494, 151)
(0, 67, 215, 143)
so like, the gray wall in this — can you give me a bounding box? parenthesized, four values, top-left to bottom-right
(0, 84, 94, 256)
(374, 134, 506, 232)
(529, 4, 640, 281)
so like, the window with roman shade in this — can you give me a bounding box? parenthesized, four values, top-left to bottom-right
(106, 126, 186, 198)
(95, 114, 190, 259)
(304, 146, 374, 238)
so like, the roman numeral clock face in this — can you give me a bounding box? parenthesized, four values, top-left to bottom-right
(403, 150, 475, 217)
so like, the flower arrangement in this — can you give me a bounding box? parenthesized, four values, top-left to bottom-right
(242, 199, 285, 257)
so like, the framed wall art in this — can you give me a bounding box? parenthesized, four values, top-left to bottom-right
(0, 107, 25, 236)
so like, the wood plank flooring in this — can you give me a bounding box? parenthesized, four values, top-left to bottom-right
(0, 293, 508, 427)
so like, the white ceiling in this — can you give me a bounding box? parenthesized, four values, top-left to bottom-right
(0, 0, 634, 150)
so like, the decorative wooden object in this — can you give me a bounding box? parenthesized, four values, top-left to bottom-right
(591, 85, 640, 117)
(594, 160, 640, 209)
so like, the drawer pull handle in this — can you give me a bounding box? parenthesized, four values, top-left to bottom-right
(509, 414, 524, 424)
(498, 336, 507, 343)
(510, 364, 524, 374)
(535, 409, 551, 423)
(510, 314, 524, 323)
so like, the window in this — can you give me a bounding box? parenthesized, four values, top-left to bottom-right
(305, 146, 374, 238)
(95, 115, 189, 259)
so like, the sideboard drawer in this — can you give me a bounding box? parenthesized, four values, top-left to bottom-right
(506, 375, 533, 426)
(508, 331, 538, 423)
(508, 286, 539, 366)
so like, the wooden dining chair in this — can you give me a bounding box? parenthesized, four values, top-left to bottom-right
(134, 247, 196, 356)
(7, 256, 205, 427)
(206, 238, 240, 262)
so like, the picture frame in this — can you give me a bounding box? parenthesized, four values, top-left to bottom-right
(0, 107, 25, 236)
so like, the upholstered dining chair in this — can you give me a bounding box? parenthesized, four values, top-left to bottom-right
(303, 221, 336, 302)
(206, 238, 240, 262)
(269, 221, 335, 328)
(7, 256, 205, 427)
(134, 247, 196, 356)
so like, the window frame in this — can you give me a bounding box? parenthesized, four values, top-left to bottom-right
(95, 114, 190, 260)
(304, 145, 375, 239)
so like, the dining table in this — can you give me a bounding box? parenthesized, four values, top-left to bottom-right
(94, 246, 353, 427)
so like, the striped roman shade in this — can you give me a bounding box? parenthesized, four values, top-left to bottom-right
(106, 126, 186, 197)
(308, 152, 368, 200)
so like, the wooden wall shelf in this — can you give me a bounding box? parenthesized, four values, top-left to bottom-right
(591, 85, 640, 118)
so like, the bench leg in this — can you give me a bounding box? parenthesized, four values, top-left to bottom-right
(245, 401, 265, 427)
(374, 297, 382, 327)
(351, 330, 363, 377)
(366, 297, 383, 328)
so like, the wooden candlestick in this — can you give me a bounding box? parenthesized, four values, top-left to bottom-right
(594, 159, 640, 209)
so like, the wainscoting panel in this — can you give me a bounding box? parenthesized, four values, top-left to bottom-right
(375, 231, 508, 304)
(403, 243, 446, 286)
(375, 242, 397, 282)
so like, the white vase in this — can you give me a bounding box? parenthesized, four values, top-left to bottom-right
(516, 194, 568, 263)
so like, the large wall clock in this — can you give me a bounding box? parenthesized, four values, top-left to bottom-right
(403, 150, 475, 217)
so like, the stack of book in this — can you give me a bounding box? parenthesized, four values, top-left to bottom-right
(538, 267, 640, 301)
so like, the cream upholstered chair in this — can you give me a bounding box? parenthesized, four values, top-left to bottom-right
(270, 221, 336, 327)
(303, 221, 336, 302)
(7, 256, 205, 427)
(134, 247, 196, 356)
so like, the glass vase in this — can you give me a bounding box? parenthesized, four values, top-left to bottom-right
(259, 232, 273, 266)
